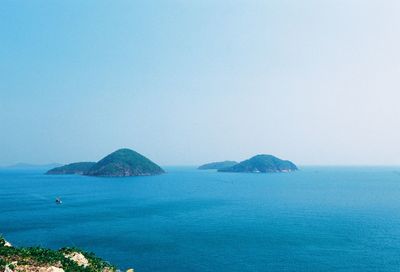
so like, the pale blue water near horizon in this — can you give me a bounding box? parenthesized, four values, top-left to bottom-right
(1, 166, 400, 271)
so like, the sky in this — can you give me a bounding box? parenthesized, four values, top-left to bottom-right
(1, 0, 400, 166)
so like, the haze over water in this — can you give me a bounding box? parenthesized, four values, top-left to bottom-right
(2, 166, 400, 271)
(2, 1, 400, 166)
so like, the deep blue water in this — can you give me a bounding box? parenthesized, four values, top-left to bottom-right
(1, 166, 400, 271)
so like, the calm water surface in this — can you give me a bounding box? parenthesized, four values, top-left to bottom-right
(1, 166, 400, 271)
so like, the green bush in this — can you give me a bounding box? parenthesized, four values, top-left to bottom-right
(0, 240, 116, 272)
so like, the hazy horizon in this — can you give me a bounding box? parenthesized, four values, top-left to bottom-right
(1, 0, 400, 166)
(4, 160, 400, 168)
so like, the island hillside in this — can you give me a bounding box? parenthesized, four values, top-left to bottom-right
(218, 154, 298, 173)
(85, 148, 164, 177)
(198, 161, 238, 170)
(0, 236, 118, 272)
(46, 162, 96, 175)
(46, 148, 164, 177)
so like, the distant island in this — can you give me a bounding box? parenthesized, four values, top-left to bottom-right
(198, 161, 238, 170)
(218, 154, 298, 173)
(3, 163, 62, 170)
(86, 148, 164, 177)
(46, 162, 96, 175)
(46, 148, 164, 177)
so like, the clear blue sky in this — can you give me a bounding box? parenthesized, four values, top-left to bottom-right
(1, 0, 400, 166)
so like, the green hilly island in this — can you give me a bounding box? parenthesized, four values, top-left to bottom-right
(218, 154, 298, 173)
(46, 162, 96, 175)
(86, 148, 164, 177)
(46, 148, 164, 177)
(198, 161, 238, 170)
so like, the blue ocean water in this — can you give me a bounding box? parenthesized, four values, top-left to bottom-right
(1, 166, 400, 271)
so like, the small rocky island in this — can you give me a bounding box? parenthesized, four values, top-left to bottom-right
(198, 160, 238, 170)
(46, 148, 164, 177)
(218, 154, 298, 173)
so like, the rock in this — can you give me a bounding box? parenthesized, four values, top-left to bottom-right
(4, 240, 12, 247)
(39, 267, 65, 272)
(64, 252, 89, 267)
(12, 265, 64, 272)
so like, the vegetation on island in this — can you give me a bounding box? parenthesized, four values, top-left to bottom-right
(218, 154, 298, 173)
(46, 148, 164, 177)
(86, 148, 164, 177)
(198, 161, 238, 170)
(0, 236, 117, 272)
(46, 162, 96, 175)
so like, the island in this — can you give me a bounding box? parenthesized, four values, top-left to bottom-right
(46, 148, 165, 177)
(86, 148, 164, 177)
(198, 161, 238, 170)
(4, 163, 62, 170)
(218, 154, 298, 173)
(0, 236, 119, 272)
(46, 162, 96, 175)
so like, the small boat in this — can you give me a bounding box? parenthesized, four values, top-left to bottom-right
(55, 197, 62, 204)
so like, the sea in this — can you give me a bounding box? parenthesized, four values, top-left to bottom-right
(1, 166, 400, 271)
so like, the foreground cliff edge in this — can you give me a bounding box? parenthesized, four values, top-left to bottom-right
(0, 237, 129, 272)
(218, 154, 298, 173)
(46, 148, 164, 177)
